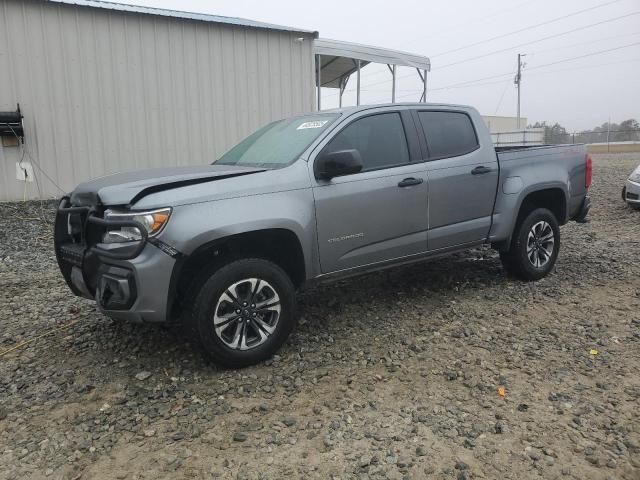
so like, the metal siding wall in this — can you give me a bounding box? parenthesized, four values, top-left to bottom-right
(0, 0, 315, 201)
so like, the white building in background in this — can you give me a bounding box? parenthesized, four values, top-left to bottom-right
(481, 115, 528, 133)
(481, 115, 544, 147)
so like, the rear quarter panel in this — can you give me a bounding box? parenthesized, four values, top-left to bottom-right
(490, 145, 587, 243)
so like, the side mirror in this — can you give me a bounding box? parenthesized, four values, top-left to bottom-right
(314, 149, 363, 180)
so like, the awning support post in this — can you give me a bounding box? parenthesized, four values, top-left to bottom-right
(338, 75, 349, 108)
(316, 54, 322, 110)
(387, 64, 396, 103)
(356, 60, 361, 106)
(417, 68, 427, 103)
(423, 69, 427, 102)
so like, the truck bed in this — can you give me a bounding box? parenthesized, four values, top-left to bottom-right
(495, 143, 584, 155)
(488, 143, 589, 243)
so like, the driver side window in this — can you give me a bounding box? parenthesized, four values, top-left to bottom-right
(322, 113, 410, 172)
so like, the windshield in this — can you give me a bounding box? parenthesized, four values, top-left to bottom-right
(215, 114, 339, 168)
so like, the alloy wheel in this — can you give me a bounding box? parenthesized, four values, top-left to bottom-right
(526, 220, 555, 268)
(212, 278, 281, 350)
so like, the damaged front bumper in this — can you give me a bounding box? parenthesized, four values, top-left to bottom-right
(54, 198, 179, 323)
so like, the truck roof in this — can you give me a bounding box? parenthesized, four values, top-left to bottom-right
(314, 102, 474, 115)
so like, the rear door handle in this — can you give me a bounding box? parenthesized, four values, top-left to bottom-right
(397, 177, 424, 187)
(471, 166, 492, 175)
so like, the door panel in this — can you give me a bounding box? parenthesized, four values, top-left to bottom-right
(426, 152, 498, 250)
(313, 164, 428, 272)
(414, 110, 499, 251)
(311, 110, 428, 274)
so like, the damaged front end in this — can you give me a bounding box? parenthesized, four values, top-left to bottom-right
(54, 198, 148, 311)
(54, 164, 268, 323)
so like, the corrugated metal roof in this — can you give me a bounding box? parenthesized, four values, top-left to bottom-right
(46, 0, 318, 35)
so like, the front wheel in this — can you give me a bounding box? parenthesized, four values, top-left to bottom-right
(189, 258, 296, 368)
(500, 208, 560, 281)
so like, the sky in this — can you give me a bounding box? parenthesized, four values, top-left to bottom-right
(111, 0, 640, 131)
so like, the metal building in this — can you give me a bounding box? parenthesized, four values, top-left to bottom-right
(0, 0, 430, 201)
(0, 0, 317, 201)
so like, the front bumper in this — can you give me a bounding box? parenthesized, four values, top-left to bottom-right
(625, 179, 640, 204)
(54, 198, 179, 323)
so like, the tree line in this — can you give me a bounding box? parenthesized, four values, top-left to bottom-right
(529, 119, 640, 144)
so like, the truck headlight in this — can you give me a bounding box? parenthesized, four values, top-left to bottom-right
(102, 208, 171, 243)
(629, 166, 640, 183)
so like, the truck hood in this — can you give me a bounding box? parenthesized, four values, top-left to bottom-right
(69, 164, 266, 206)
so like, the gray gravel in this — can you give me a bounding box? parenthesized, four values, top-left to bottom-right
(1, 153, 639, 480)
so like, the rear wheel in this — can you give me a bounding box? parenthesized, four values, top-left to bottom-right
(189, 258, 296, 368)
(500, 208, 560, 281)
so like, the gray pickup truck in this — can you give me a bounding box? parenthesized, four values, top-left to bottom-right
(55, 103, 592, 367)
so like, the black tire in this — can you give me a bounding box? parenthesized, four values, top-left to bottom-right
(500, 208, 560, 281)
(189, 258, 296, 368)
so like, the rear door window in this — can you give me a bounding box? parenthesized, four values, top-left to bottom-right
(417, 111, 479, 159)
(322, 113, 410, 172)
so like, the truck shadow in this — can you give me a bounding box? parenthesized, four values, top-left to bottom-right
(298, 249, 506, 314)
(94, 249, 509, 371)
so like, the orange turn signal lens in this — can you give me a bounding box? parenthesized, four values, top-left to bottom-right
(151, 212, 170, 233)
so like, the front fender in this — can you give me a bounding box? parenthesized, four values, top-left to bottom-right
(160, 188, 319, 279)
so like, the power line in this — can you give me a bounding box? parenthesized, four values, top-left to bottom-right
(430, 41, 640, 92)
(322, 0, 633, 92)
(329, 34, 640, 99)
(332, 70, 511, 99)
(437, 11, 640, 69)
(346, 55, 640, 105)
(323, 68, 514, 99)
(323, 38, 640, 103)
(419, 40, 640, 90)
(436, 56, 640, 92)
(421, 0, 536, 42)
(361, 78, 513, 104)
(529, 30, 640, 56)
(525, 56, 640, 76)
(431, 0, 624, 57)
(348, 19, 640, 87)
(428, 78, 515, 93)
(527, 40, 640, 71)
(494, 80, 513, 115)
(431, 70, 516, 90)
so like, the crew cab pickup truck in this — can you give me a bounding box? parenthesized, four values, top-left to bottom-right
(55, 103, 592, 367)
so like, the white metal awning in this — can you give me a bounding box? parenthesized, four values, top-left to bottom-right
(313, 38, 431, 109)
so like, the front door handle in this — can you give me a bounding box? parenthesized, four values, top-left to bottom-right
(398, 177, 424, 187)
(471, 166, 492, 175)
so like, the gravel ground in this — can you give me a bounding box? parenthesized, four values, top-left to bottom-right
(1, 153, 639, 480)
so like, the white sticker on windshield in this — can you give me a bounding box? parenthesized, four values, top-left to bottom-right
(297, 120, 328, 130)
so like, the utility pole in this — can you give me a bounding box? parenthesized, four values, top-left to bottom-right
(514, 53, 526, 128)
